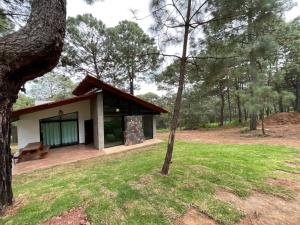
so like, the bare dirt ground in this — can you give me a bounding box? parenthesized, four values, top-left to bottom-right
(175, 208, 217, 225)
(175, 170, 300, 225)
(216, 186, 300, 225)
(40, 207, 90, 225)
(157, 124, 300, 149)
(163, 119, 300, 225)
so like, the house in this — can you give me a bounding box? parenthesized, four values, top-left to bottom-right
(13, 75, 167, 150)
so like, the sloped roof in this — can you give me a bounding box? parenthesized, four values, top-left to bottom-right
(73, 75, 168, 113)
(12, 75, 167, 119)
(12, 93, 97, 119)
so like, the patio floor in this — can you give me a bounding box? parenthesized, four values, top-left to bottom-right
(13, 139, 163, 175)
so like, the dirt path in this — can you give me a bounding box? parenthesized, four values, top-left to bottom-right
(40, 207, 90, 225)
(215, 171, 300, 225)
(168, 125, 300, 225)
(157, 124, 300, 149)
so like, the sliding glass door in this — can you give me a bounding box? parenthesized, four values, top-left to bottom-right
(40, 122, 61, 147)
(40, 112, 79, 148)
(61, 121, 78, 145)
(104, 116, 124, 148)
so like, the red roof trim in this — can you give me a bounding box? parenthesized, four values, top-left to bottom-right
(73, 75, 168, 113)
(12, 93, 97, 118)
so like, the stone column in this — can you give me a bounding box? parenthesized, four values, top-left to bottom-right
(124, 115, 144, 145)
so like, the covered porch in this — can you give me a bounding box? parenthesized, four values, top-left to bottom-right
(12, 139, 162, 175)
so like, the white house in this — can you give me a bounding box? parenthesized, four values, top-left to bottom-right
(13, 75, 167, 150)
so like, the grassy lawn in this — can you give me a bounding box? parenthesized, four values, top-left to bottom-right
(1, 141, 299, 225)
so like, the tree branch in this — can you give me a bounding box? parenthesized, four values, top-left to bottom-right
(0, 0, 66, 84)
(190, 0, 209, 21)
(190, 14, 239, 29)
(171, 0, 186, 23)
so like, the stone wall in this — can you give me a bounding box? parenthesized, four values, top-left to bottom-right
(124, 115, 144, 146)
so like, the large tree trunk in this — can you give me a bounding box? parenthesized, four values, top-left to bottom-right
(0, 93, 15, 212)
(0, 0, 66, 211)
(161, 0, 191, 175)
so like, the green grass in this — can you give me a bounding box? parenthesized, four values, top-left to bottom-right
(156, 128, 169, 133)
(1, 142, 299, 225)
(203, 120, 246, 129)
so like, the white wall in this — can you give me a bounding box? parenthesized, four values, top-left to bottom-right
(16, 100, 91, 148)
(90, 92, 104, 150)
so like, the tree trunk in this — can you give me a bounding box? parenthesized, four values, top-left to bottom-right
(273, 104, 277, 113)
(266, 107, 270, 116)
(92, 53, 100, 79)
(244, 107, 248, 121)
(295, 82, 300, 112)
(247, 9, 258, 131)
(161, 0, 191, 175)
(235, 80, 242, 123)
(130, 77, 134, 95)
(278, 96, 284, 112)
(261, 110, 265, 136)
(0, 0, 66, 212)
(250, 112, 257, 130)
(0, 94, 14, 212)
(219, 86, 225, 126)
(227, 87, 232, 123)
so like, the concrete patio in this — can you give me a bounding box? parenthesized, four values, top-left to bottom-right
(13, 139, 163, 175)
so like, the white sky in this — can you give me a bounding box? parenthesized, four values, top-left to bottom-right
(67, 0, 300, 95)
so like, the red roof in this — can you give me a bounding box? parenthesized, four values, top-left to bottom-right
(73, 75, 168, 113)
(13, 76, 167, 119)
(12, 93, 97, 119)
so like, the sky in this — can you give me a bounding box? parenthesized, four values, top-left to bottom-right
(67, 0, 300, 95)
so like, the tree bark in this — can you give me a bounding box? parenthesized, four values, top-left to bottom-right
(92, 52, 100, 79)
(0, 92, 14, 212)
(261, 110, 265, 136)
(295, 82, 300, 112)
(235, 79, 242, 123)
(266, 107, 270, 116)
(250, 112, 257, 130)
(219, 84, 225, 126)
(161, 0, 191, 175)
(227, 87, 232, 123)
(0, 0, 66, 211)
(278, 96, 284, 112)
(244, 107, 248, 122)
(236, 92, 242, 123)
(130, 77, 134, 95)
(247, 9, 258, 131)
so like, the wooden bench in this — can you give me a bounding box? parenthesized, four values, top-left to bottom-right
(40, 145, 49, 158)
(15, 142, 49, 163)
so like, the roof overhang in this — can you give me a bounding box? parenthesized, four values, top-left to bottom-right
(73, 75, 168, 114)
(12, 76, 168, 120)
(12, 92, 97, 120)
